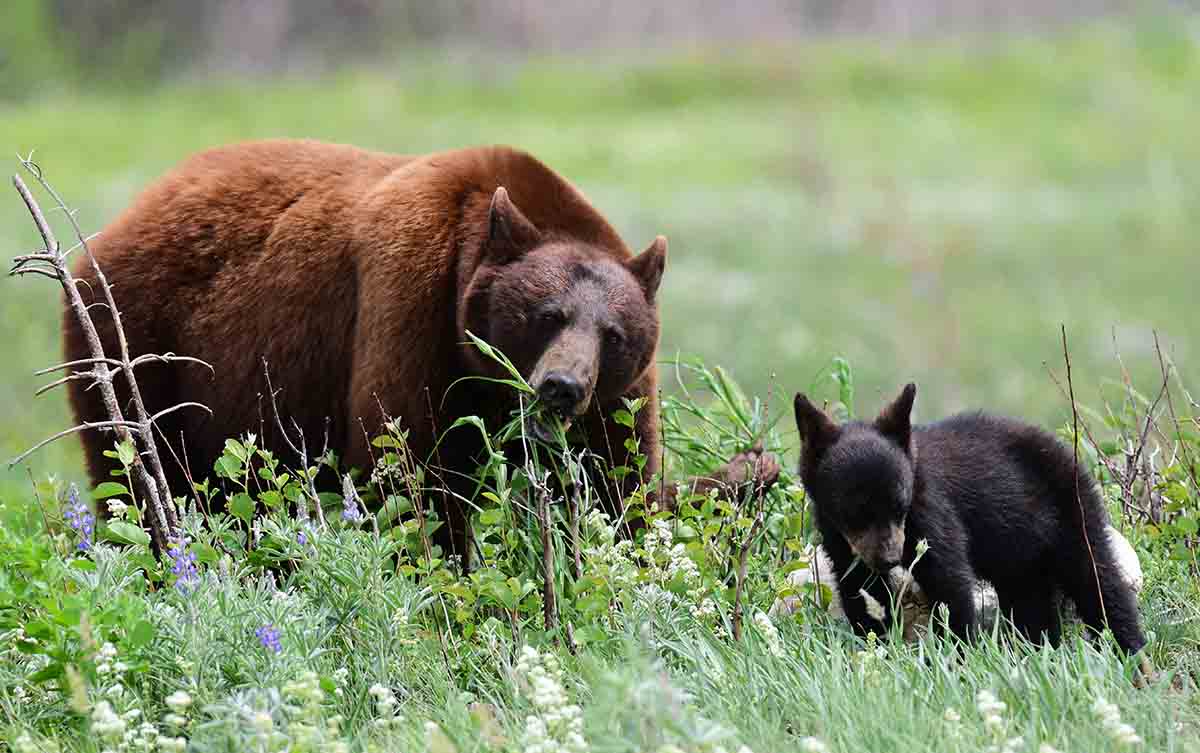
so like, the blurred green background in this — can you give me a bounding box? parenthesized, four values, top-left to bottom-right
(2, 1, 1197, 499)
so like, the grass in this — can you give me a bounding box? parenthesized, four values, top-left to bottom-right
(1, 15, 1199, 753)
(2, 18, 1200, 498)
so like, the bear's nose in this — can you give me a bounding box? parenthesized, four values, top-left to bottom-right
(538, 371, 585, 415)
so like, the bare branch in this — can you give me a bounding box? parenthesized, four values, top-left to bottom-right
(150, 402, 213, 424)
(11, 267, 61, 281)
(13, 171, 60, 257)
(9, 420, 141, 468)
(1060, 326, 1108, 629)
(35, 370, 105, 396)
(35, 357, 123, 375)
(129, 352, 215, 373)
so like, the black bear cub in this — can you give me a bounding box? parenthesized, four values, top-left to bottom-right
(792, 383, 1146, 655)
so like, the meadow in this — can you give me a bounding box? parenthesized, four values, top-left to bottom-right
(1, 17, 1199, 752)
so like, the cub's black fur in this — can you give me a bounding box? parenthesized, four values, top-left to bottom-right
(792, 383, 1145, 655)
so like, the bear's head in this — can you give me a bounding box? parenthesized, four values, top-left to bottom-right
(459, 187, 666, 437)
(792, 383, 918, 574)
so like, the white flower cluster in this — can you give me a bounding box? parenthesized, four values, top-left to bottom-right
(582, 511, 636, 592)
(975, 690, 1023, 753)
(515, 645, 587, 753)
(1092, 697, 1143, 746)
(752, 611, 783, 657)
(369, 682, 401, 729)
(852, 632, 888, 683)
(86, 641, 189, 752)
(642, 520, 718, 619)
(944, 707, 962, 739)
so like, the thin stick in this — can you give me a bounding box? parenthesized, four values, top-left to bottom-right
(1061, 326, 1108, 629)
(538, 483, 559, 633)
(9, 420, 141, 468)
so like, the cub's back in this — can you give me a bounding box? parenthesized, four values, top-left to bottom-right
(914, 412, 1088, 570)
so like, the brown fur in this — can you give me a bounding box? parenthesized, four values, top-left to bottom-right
(66, 140, 722, 559)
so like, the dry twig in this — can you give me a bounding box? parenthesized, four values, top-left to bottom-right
(8, 160, 212, 551)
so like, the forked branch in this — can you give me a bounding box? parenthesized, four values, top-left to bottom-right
(8, 160, 212, 552)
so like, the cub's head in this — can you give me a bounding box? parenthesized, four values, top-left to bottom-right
(792, 383, 918, 573)
(460, 187, 665, 437)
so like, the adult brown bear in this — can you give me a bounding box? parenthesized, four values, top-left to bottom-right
(65, 140, 775, 559)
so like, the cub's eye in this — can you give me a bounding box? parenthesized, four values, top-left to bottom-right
(603, 327, 624, 348)
(538, 309, 567, 326)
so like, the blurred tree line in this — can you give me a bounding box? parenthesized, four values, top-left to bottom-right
(0, 0, 1184, 99)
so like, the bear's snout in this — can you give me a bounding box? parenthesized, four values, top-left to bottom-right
(538, 371, 587, 416)
(847, 522, 906, 573)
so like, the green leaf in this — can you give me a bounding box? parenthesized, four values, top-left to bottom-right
(229, 492, 255, 523)
(127, 620, 155, 648)
(479, 508, 504, 526)
(105, 521, 151, 547)
(91, 481, 129, 500)
(613, 409, 635, 429)
(116, 439, 137, 467)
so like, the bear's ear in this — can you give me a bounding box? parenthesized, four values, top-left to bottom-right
(875, 382, 916, 452)
(627, 235, 668, 304)
(485, 186, 542, 263)
(794, 392, 838, 455)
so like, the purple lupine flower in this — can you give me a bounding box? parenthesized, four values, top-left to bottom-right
(63, 484, 95, 552)
(341, 474, 363, 523)
(167, 536, 200, 594)
(255, 624, 282, 653)
(297, 530, 308, 546)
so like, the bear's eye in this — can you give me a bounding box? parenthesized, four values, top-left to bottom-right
(603, 326, 625, 348)
(538, 309, 567, 326)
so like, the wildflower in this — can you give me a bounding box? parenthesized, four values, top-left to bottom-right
(860, 589, 886, 621)
(158, 737, 187, 752)
(977, 689, 1007, 720)
(164, 690, 192, 713)
(516, 645, 587, 753)
(13, 733, 38, 753)
(297, 529, 308, 545)
(1091, 697, 1142, 745)
(63, 485, 95, 552)
(690, 598, 717, 620)
(369, 683, 397, 717)
(255, 624, 282, 654)
(944, 707, 962, 739)
(753, 611, 783, 657)
(163, 714, 187, 729)
(167, 537, 200, 594)
(94, 641, 118, 675)
(106, 498, 129, 518)
(341, 474, 363, 523)
(91, 700, 126, 740)
(799, 738, 828, 753)
(251, 710, 274, 734)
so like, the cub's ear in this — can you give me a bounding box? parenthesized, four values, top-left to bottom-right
(875, 382, 916, 452)
(485, 186, 542, 263)
(793, 392, 838, 454)
(627, 235, 667, 304)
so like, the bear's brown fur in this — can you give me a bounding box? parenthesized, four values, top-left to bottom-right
(65, 140, 774, 558)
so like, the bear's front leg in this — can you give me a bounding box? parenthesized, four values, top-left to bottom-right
(911, 549, 978, 643)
